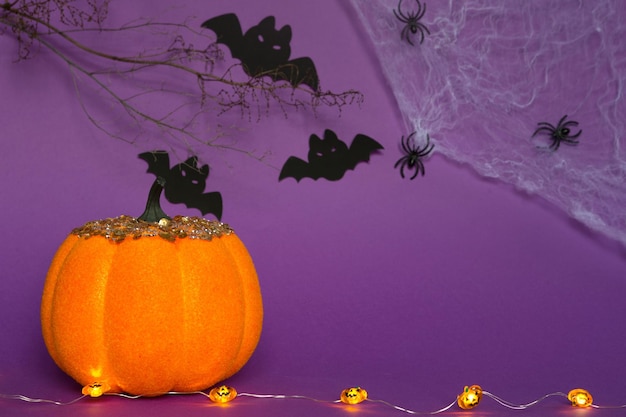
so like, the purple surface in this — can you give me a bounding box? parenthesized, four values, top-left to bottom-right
(1, 1, 626, 416)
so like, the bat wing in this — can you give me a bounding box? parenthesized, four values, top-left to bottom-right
(269, 57, 320, 91)
(163, 176, 223, 220)
(163, 157, 223, 219)
(346, 134, 384, 170)
(201, 13, 245, 61)
(279, 156, 318, 181)
(180, 191, 223, 221)
(138, 150, 171, 179)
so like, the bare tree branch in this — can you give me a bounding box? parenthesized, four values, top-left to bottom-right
(1, 0, 364, 166)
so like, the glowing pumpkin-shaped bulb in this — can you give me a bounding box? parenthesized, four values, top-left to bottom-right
(568, 389, 593, 408)
(340, 387, 368, 404)
(82, 382, 111, 398)
(457, 385, 482, 410)
(209, 385, 238, 403)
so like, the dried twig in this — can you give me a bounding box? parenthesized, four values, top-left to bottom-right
(0, 0, 363, 164)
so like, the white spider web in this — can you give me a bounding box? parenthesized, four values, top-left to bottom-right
(351, 0, 626, 248)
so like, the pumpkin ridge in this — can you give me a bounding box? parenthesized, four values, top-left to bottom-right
(98, 241, 120, 392)
(174, 240, 195, 392)
(219, 235, 263, 375)
(172, 236, 246, 391)
(47, 236, 118, 389)
(104, 237, 185, 394)
(216, 236, 250, 378)
(213, 236, 248, 383)
(174, 239, 209, 392)
(84, 238, 117, 389)
(41, 235, 81, 366)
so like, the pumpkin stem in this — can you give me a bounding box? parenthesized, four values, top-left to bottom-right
(138, 177, 171, 222)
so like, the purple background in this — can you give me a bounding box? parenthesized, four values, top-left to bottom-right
(1, 1, 625, 416)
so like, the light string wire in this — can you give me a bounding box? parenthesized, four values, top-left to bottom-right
(366, 398, 457, 415)
(481, 390, 568, 410)
(0, 393, 87, 405)
(3, 386, 626, 412)
(238, 392, 341, 403)
(169, 390, 343, 404)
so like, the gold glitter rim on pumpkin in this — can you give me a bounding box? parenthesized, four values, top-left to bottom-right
(71, 215, 234, 243)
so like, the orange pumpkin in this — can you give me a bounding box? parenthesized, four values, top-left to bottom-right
(40, 179, 263, 396)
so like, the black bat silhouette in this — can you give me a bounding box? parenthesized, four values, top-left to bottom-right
(138, 151, 223, 220)
(201, 13, 320, 91)
(279, 129, 384, 182)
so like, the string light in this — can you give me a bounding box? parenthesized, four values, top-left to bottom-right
(82, 382, 111, 398)
(340, 387, 368, 404)
(568, 388, 593, 408)
(457, 385, 482, 410)
(208, 385, 238, 403)
(2, 384, 626, 413)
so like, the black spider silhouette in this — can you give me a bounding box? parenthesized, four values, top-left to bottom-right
(393, 0, 430, 45)
(532, 115, 582, 151)
(395, 132, 434, 179)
